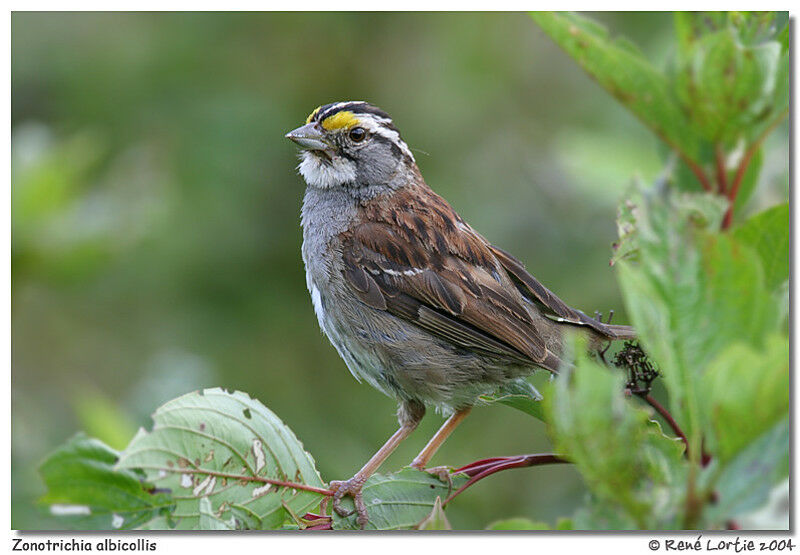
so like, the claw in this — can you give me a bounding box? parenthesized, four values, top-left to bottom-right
(426, 466, 454, 495)
(329, 477, 369, 529)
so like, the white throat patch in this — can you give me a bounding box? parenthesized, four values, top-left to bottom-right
(298, 151, 357, 189)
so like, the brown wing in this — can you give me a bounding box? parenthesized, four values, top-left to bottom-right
(488, 245, 622, 338)
(339, 184, 559, 371)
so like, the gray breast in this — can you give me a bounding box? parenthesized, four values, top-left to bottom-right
(299, 185, 535, 413)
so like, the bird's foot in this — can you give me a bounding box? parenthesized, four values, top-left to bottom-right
(329, 476, 369, 529)
(410, 463, 454, 495)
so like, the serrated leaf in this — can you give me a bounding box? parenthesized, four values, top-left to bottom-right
(39, 433, 174, 530)
(531, 12, 702, 166)
(545, 338, 686, 529)
(332, 468, 468, 531)
(416, 496, 451, 530)
(616, 186, 776, 450)
(116, 388, 325, 530)
(480, 377, 545, 422)
(704, 418, 789, 526)
(733, 203, 789, 290)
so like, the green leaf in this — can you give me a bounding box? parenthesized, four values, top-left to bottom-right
(675, 28, 780, 143)
(116, 388, 325, 530)
(704, 418, 789, 526)
(416, 497, 452, 530)
(332, 468, 467, 530)
(545, 338, 686, 529)
(486, 517, 550, 530)
(747, 41, 789, 145)
(731, 146, 763, 216)
(531, 12, 702, 166)
(672, 12, 786, 145)
(615, 187, 776, 449)
(39, 433, 174, 530)
(480, 377, 545, 422)
(198, 497, 235, 530)
(571, 495, 641, 530)
(733, 202, 789, 290)
(700, 335, 788, 463)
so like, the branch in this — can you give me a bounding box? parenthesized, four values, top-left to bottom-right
(443, 454, 570, 506)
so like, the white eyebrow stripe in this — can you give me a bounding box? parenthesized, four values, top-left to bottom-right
(318, 108, 415, 163)
(369, 123, 415, 162)
(319, 101, 368, 121)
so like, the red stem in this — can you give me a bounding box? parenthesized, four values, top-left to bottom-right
(642, 394, 711, 466)
(443, 454, 569, 506)
(682, 153, 714, 193)
(714, 145, 728, 195)
(644, 394, 688, 448)
(721, 146, 756, 229)
(722, 108, 789, 230)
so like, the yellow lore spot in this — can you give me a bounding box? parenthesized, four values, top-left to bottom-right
(305, 106, 322, 124)
(321, 111, 360, 131)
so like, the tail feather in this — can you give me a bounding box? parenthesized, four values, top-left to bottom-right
(605, 324, 636, 340)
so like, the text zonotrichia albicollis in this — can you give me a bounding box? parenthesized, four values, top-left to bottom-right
(286, 101, 635, 527)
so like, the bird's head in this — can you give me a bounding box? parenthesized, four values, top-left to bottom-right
(286, 101, 415, 190)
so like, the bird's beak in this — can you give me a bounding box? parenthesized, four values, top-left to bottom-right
(285, 123, 333, 151)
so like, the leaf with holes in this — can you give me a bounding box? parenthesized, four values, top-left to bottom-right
(116, 388, 326, 530)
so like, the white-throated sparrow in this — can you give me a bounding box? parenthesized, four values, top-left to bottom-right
(286, 101, 634, 527)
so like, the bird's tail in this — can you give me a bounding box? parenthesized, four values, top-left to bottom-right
(605, 324, 636, 340)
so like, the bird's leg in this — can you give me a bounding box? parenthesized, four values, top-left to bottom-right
(595, 309, 615, 363)
(330, 400, 424, 528)
(410, 407, 472, 471)
(408, 407, 472, 494)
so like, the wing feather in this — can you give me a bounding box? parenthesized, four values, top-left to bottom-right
(339, 184, 558, 368)
(488, 245, 619, 338)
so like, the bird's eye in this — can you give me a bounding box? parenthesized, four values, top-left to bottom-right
(349, 127, 367, 142)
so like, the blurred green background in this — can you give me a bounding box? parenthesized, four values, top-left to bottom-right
(11, 12, 788, 530)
